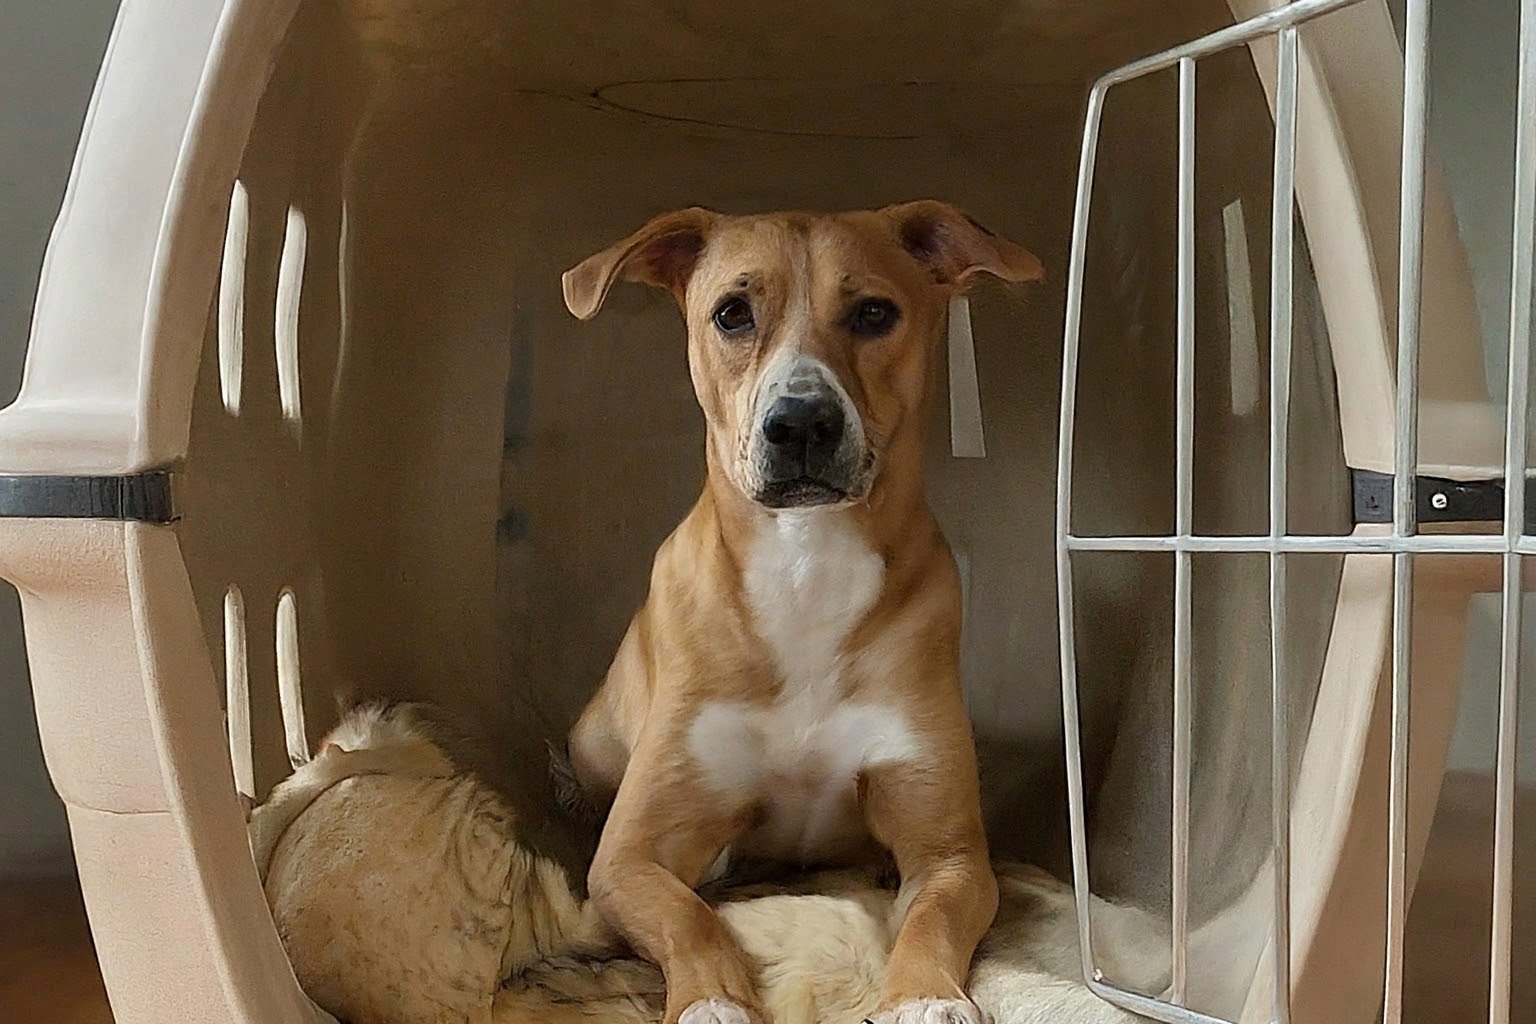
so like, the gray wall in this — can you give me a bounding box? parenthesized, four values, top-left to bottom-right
(0, 0, 121, 876)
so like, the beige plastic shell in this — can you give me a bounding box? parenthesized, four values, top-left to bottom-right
(0, 1, 332, 1020)
(1228, 2, 1493, 1022)
(0, 1, 1492, 1022)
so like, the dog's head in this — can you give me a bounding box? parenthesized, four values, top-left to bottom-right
(562, 202, 1041, 510)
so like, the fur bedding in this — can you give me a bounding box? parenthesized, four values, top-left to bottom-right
(250, 704, 1160, 1024)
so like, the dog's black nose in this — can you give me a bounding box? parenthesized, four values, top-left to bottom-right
(762, 394, 845, 456)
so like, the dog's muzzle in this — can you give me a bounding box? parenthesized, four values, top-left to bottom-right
(752, 384, 862, 508)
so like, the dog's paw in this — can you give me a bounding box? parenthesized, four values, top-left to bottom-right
(865, 997, 989, 1024)
(678, 997, 754, 1024)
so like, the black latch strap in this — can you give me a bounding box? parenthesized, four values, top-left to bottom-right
(0, 472, 177, 523)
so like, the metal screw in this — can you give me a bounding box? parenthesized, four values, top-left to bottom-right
(1431, 492, 1449, 510)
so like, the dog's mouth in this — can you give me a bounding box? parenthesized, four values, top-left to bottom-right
(754, 477, 851, 509)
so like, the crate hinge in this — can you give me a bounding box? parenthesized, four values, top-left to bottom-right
(1351, 468, 1529, 530)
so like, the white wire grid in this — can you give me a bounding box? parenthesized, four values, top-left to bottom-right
(1054, 1, 1536, 1022)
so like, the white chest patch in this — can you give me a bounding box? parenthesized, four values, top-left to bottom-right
(741, 510, 884, 693)
(685, 512, 923, 861)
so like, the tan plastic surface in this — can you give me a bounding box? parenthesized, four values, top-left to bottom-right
(1227, 3, 1489, 1019)
(1, 518, 332, 1023)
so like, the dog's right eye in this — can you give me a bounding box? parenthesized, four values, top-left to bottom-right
(712, 297, 755, 336)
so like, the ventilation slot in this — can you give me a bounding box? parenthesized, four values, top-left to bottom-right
(275, 588, 309, 768)
(331, 198, 352, 421)
(217, 180, 249, 415)
(222, 584, 254, 801)
(1222, 198, 1260, 417)
(275, 205, 307, 429)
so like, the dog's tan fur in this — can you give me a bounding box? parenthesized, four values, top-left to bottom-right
(560, 203, 1043, 1024)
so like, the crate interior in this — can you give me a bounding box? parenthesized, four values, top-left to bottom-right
(173, 0, 1354, 1000)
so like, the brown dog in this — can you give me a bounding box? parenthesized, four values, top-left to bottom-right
(560, 202, 1042, 1024)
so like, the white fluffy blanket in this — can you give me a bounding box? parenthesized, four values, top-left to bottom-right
(250, 705, 1161, 1024)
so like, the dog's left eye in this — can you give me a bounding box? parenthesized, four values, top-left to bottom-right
(713, 297, 755, 336)
(849, 298, 900, 336)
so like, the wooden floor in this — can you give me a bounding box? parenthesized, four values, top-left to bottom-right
(1404, 771, 1536, 1024)
(0, 772, 1528, 1023)
(0, 874, 112, 1023)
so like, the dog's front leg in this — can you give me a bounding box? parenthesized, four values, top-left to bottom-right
(588, 734, 762, 1024)
(861, 746, 998, 1024)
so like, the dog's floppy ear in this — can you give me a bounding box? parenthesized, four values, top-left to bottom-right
(561, 207, 719, 320)
(882, 200, 1043, 287)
